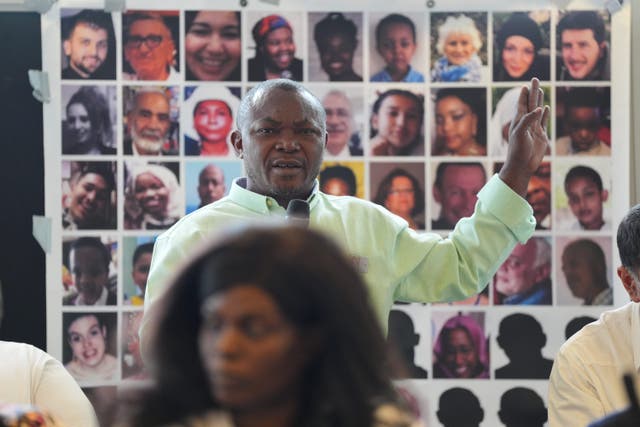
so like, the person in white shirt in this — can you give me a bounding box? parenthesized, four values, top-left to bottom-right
(548, 203, 640, 426)
(0, 340, 98, 427)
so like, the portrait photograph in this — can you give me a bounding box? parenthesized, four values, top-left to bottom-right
(490, 85, 551, 157)
(62, 312, 118, 382)
(368, 12, 427, 83)
(369, 85, 425, 156)
(246, 11, 304, 82)
(555, 235, 613, 306)
(431, 86, 487, 157)
(431, 310, 489, 379)
(121, 310, 147, 380)
(122, 235, 157, 306)
(309, 84, 365, 158)
(61, 84, 117, 155)
(184, 10, 242, 82)
(122, 85, 180, 156)
(554, 158, 611, 231)
(493, 11, 550, 82)
(123, 160, 183, 230)
(555, 85, 611, 156)
(556, 10, 611, 81)
(370, 161, 426, 230)
(61, 9, 116, 80)
(121, 10, 180, 81)
(185, 159, 242, 214)
(62, 235, 117, 307)
(61, 160, 117, 230)
(307, 12, 363, 82)
(319, 160, 365, 199)
(430, 160, 489, 231)
(430, 12, 488, 83)
(182, 85, 241, 157)
(492, 237, 552, 306)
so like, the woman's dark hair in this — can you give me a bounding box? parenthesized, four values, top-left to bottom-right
(434, 87, 486, 148)
(494, 12, 549, 81)
(373, 168, 425, 216)
(124, 226, 399, 427)
(62, 312, 113, 364)
(66, 86, 113, 148)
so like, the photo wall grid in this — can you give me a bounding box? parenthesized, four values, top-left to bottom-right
(42, 1, 631, 425)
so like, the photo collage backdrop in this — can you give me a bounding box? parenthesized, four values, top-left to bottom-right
(44, 1, 631, 425)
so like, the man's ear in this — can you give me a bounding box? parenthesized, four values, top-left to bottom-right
(231, 130, 244, 158)
(323, 131, 328, 149)
(63, 40, 71, 56)
(599, 41, 606, 58)
(601, 189, 609, 203)
(618, 266, 640, 302)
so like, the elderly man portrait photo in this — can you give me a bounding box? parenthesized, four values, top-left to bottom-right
(123, 87, 177, 156)
(122, 11, 180, 81)
(493, 237, 552, 305)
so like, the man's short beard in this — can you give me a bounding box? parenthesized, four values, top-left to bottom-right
(132, 128, 165, 154)
(72, 59, 100, 76)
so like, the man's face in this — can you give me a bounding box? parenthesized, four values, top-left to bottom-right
(562, 246, 599, 300)
(495, 241, 538, 297)
(262, 27, 295, 72)
(433, 165, 485, 227)
(318, 33, 356, 80)
(71, 246, 109, 305)
(322, 92, 353, 155)
(66, 103, 92, 146)
(124, 19, 175, 80)
(565, 106, 601, 152)
(232, 88, 326, 205)
(129, 92, 171, 155)
(561, 29, 604, 80)
(69, 173, 110, 227)
(565, 176, 607, 230)
(63, 23, 108, 78)
(198, 165, 226, 205)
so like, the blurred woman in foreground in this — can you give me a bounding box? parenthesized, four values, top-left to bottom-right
(120, 225, 416, 427)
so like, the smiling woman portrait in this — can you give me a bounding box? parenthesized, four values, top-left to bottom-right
(185, 11, 241, 81)
(124, 162, 183, 230)
(432, 87, 486, 156)
(493, 12, 550, 82)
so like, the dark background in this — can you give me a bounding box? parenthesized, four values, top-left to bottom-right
(0, 12, 46, 349)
